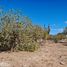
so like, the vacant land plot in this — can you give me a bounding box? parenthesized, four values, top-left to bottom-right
(0, 42, 67, 67)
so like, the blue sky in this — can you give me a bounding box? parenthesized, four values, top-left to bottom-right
(0, 0, 67, 35)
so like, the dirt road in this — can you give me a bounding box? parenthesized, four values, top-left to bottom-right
(0, 42, 67, 67)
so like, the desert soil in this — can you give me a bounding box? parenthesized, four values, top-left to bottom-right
(0, 41, 67, 67)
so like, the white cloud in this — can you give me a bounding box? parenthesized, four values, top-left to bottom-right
(51, 28, 63, 34)
(51, 28, 63, 31)
(64, 21, 67, 24)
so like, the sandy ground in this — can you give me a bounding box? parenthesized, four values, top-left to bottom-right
(0, 42, 67, 67)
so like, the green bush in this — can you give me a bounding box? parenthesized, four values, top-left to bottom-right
(18, 42, 39, 52)
(53, 35, 65, 43)
(53, 37, 58, 43)
(0, 9, 48, 52)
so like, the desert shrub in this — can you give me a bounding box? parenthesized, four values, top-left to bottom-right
(43, 31, 49, 40)
(18, 41, 39, 52)
(47, 35, 52, 40)
(0, 9, 53, 52)
(0, 22, 40, 52)
(53, 37, 58, 43)
(56, 34, 65, 40)
(0, 9, 41, 52)
(31, 25, 44, 41)
(53, 34, 65, 43)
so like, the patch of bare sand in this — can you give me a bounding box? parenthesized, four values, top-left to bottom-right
(0, 42, 67, 67)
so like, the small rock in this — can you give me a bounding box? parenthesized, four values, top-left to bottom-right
(60, 61, 65, 65)
(0, 62, 11, 67)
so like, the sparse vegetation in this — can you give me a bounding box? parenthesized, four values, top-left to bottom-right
(0, 9, 50, 52)
(0, 9, 66, 52)
(53, 32, 66, 43)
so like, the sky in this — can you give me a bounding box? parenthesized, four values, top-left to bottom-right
(0, 0, 67, 35)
